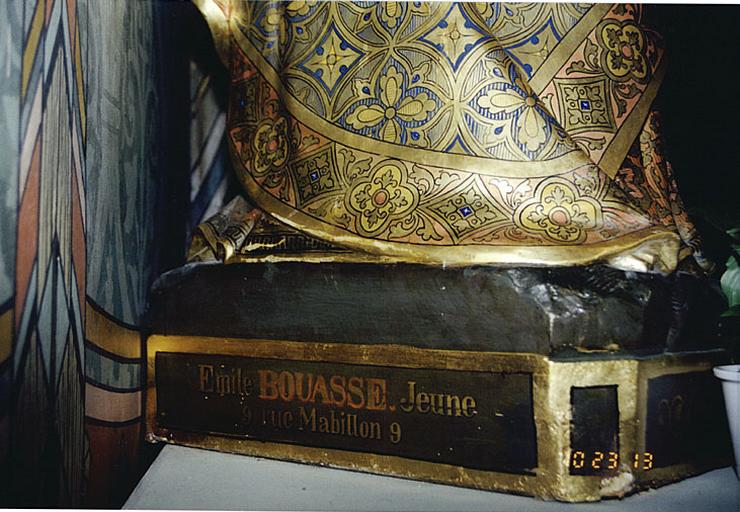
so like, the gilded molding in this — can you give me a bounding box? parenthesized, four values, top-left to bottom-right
(147, 335, 728, 501)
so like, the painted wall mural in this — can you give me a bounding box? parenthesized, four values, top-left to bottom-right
(0, 0, 23, 496)
(0, 0, 190, 507)
(0, 0, 736, 508)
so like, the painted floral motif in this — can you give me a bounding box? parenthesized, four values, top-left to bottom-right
(300, 24, 363, 93)
(351, 2, 431, 36)
(242, 1, 580, 160)
(252, 117, 290, 175)
(378, 1, 404, 29)
(598, 20, 649, 83)
(473, 2, 496, 22)
(554, 76, 615, 134)
(346, 161, 417, 236)
(259, 5, 288, 46)
(420, 3, 490, 70)
(344, 62, 437, 145)
(291, 145, 339, 207)
(428, 181, 504, 239)
(258, 1, 318, 46)
(475, 69, 551, 154)
(516, 178, 602, 243)
(285, 0, 317, 18)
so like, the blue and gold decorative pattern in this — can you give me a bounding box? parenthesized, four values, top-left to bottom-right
(236, 0, 579, 160)
(420, 3, 491, 71)
(472, 3, 590, 78)
(195, 1, 704, 271)
(340, 57, 440, 146)
(298, 22, 364, 94)
(467, 61, 563, 159)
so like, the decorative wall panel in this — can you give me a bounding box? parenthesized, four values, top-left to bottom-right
(0, 0, 187, 507)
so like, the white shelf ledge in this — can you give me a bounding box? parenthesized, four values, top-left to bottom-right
(124, 445, 739, 511)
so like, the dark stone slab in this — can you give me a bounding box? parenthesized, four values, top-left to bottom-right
(145, 262, 725, 355)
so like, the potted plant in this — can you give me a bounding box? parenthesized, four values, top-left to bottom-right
(715, 227, 740, 479)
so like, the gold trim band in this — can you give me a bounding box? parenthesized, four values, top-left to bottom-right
(0, 307, 12, 364)
(233, 149, 680, 267)
(529, 3, 613, 94)
(598, 59, 667, 177)
(85, 301, 141, 359)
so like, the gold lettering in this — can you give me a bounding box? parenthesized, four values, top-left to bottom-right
(399, 381, 416, 413)
(216, 371, 232, 396)
(416, 392, 430, 413)
(238, 369, 253, 396)
(319, 415, 330, 433)
(331, 410, 342, 434)
(299, 406, 316, 431)
(258, 370, 279, 400)
(429, 394, 445, 415)
(366, 378, 387, 411)
(446, 394, 461, 417)
(329, 375, 347, 407)
(347, 377, 365, 409)
(389, 422, 401, 443)
(369, 421, 381, 440)
(348, 413, 357, 436)
(198, 365, 214, 393)
(311, 375, 330, 404)
(295, 372, 312, 402)
(278, 371, 295, 401)
(400, 381, 476, 417)
(294, 407, 382, 441)
(462, 396, 477, 417)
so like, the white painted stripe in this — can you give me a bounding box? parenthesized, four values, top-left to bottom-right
(190, 112, 226, 201)
(18, 78, 42, 199)
(43, 0, 62, 78)
(85, 383, 141, 423)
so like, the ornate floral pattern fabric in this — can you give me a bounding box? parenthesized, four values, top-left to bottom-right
(196, 1, 701, 272)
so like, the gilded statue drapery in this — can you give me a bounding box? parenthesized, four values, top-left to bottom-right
(194, 1, 706, 273)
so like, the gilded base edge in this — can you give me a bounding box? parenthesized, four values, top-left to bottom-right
(232, 151, 681, 272)
(145, 335, 730, 502)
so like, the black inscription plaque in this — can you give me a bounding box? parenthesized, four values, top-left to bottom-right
(646, 371, 731, 468)
(155, 352, 538, 474)
(569, 385, 619, 475)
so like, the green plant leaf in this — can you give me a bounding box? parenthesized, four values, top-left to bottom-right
(720, 228, 740, 312)
(721, 265, 740, 307)
(721, 304, 740, 318)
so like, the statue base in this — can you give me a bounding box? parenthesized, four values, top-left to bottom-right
(144, 262, 731, 502)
